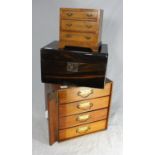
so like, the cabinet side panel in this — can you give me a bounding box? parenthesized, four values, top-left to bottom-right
(105, 81, 113, 129)
(48, 91, 58, 145)
(98, 10, 103, 45)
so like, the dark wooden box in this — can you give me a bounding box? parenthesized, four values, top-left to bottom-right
(41, 41, 108, 88)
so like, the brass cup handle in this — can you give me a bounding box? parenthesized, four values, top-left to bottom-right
(86, 25, 92, 28)
(76, 126, 90, 134)
(66, 23, 72, 27)
(66, 13, 73, 16)
(86, 13, 93, 17)
(85, 36, 91, 40)
(76, 114, 90, 122)
(77, 89, 93, 98)
(65, 34, 72, 38)
(77, 102, 93, 110)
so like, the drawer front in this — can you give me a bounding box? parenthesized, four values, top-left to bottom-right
(61, 10, 98, 21)
(59, 108, 108, 129)
(58, 82, 112, 104)
(61, 20, 97, 33)
(59, 119, 106, 140)
(60, 32, 97, 43)
(59, 96, 109, 117)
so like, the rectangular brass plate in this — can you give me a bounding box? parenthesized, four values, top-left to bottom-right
(67, 62, 79, 72)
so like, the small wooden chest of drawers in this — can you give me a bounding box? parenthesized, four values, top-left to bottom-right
(45, 78, 113, 145)
(59, 8, 103, 52)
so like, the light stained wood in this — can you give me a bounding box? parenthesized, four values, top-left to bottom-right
(105, 81, 113, 129)
(48, 92, 58, 145)
(60, 31, 97, 43)
(59, 8, 103, 52)
(59, 119, 107, 140)
(61, 20, 97, 33)
(46, 79, 113, 144)
(58, 82, 112, 104)
(61, 8, 98, 21)
(59, 108, 108, 129)
(59, 96, 110, 117)
(59, 41, 99, 52)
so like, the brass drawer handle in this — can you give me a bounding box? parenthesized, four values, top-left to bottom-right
(66, 23, 72, 27)
(85, 36, 91, 40)
(77, 102, 93, 110)
(65, 34, 72, 38)
(77, 89, 93, 98)
(66, 13, 73, 17)
(86, 13, 93, 17)
(76, 126, 90, 134)
(76, 114, 90, 122)
(86, 25, 92, 28)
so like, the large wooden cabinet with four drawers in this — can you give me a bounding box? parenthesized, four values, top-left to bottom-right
(45, 78, 113, 145)
(59, 8, 103, 52)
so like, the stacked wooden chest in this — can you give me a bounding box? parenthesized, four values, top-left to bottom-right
(59, 8, 103, 52)
(46, 79, 112, 144)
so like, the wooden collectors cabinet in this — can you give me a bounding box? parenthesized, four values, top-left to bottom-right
(59, 8, 103, 52)
(45, 79, 113, 145)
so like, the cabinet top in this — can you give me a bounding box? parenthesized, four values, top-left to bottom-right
(60, 8, 103, 12)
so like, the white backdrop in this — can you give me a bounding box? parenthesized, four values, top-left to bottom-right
(33, 0, 122, 155)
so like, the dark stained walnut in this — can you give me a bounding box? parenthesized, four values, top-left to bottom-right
(41, 41, 108, 88)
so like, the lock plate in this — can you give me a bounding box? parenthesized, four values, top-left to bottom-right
(67, 62, 79, 72)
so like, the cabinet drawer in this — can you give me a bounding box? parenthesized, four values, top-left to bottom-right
(61, 9, 98, 21)
(59, 119, 107, 140)
(58, 82, 112, 104)
(59, 108, 108, 129)
(60, 32, 97, 43)
(61, 20, 97, 33)
(59, 96, 109, 117)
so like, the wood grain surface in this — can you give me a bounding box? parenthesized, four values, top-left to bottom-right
(48, 92, 58, 145)
(59, 8, 103, 52)
(58, 82, 112, 104)
(59, 108, 108, 129)
(59, 96, 110, 117)
(61, 8, 98, 21)
(59, 119, 107, 140)
(41, 41, 108, 88)
(61, 20, 97, 33)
